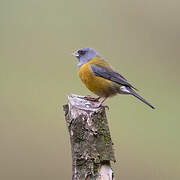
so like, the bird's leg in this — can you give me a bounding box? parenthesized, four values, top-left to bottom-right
(94, 97, 109, 109)
(99, 97, 109, 108)
(84, 95, 101, 102)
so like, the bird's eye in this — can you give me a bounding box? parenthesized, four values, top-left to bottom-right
(78, 50, 86, 55)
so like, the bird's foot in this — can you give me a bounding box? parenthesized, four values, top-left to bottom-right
(84, 95, 101, 102)
(93, 102, 109, 110)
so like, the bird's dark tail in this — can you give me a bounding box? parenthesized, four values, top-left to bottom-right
(125, 87, 155, 109)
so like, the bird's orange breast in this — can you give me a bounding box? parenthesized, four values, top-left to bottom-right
(78, 57, 119, 97)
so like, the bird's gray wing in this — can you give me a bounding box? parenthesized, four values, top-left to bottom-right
(90, 64, 137, 90)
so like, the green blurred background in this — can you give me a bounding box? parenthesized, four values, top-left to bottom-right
(0, 0, 180, 179)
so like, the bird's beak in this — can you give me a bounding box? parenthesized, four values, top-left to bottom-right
(72, 51, 79, 57)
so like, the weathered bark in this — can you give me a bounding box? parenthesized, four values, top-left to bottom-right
(63, 94, 115, 180)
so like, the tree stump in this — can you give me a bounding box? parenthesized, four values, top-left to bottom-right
(63, 94, 115, 180)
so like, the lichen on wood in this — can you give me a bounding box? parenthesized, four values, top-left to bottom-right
(63, 94, 115, 180)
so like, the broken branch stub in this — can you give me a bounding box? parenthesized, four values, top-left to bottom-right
(63, 94, 115, 180)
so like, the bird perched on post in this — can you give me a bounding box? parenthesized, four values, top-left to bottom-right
(72, 48, 155, 109)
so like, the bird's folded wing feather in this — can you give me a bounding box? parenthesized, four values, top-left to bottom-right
(90, 64, 137, 90)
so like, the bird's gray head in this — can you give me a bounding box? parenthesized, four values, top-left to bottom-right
(72, 48, 100, 68)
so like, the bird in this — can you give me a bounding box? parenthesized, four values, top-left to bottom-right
(72, 48, 155, 109)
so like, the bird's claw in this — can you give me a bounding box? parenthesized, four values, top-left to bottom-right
(93, 103, 109, 110)
(84, 95, 101, 102)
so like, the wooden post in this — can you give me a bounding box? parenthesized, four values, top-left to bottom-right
(63, 94, 116, 180)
